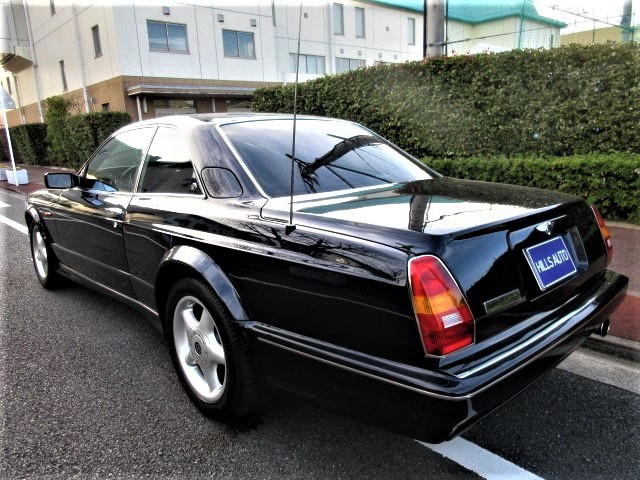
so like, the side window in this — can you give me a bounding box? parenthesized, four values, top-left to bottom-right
(82, 129, 153, 193)
(139, 127, 200, 194)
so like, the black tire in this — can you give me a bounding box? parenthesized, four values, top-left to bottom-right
(30, 223, 63, 289)
(166, 277, 258, 419)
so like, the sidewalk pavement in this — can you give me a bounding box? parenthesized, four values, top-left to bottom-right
(2, 164, 639, 361)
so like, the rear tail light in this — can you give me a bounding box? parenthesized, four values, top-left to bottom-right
(409, 256, 475, 356)
(591, 205, 613, 266)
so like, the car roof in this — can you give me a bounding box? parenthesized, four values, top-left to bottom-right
(127, 113, 349, 130)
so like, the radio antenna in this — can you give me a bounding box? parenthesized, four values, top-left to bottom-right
(285, 2, 303, 235)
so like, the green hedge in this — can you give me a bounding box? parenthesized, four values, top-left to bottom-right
(0, 134, 7, 163)
(426, 154, 640, 223)
(2, 110, 131, 169)
(57, 111, 132, 168)
(9, 123, 49, 165)
(254, 43, 640, 158)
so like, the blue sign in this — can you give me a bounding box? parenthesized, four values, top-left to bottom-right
(524, 236, 577, 291)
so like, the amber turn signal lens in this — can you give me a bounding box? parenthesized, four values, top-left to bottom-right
(591, 205, 613, 267)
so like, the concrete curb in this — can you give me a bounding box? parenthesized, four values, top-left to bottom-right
(607, 220, 640, 231)
(581, 335, 640, 363)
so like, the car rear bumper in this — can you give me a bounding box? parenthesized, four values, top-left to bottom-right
(244, 270, 628, 443)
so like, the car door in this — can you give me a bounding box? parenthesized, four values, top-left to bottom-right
(54, 127, 155, 296)
(124, 126, 205, 309)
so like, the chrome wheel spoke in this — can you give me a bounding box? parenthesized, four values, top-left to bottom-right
(185, 349, 197, 366)
(199, 309, 215, 336)
(208, 338, 226, 366)
(181, 306, 199, 333)
(202, 364, 223, 393)
(36, 235, 46, 259)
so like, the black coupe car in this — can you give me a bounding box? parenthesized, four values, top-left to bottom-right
(25, 114, 628, 443)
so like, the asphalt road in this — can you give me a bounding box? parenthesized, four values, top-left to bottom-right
(1, 190, 638, 480)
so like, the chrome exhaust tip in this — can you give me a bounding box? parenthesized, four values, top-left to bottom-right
(596, 319, 610, 338)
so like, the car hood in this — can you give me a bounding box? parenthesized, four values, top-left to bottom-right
(262, 177, 581, 239)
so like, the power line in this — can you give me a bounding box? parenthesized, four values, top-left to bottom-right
(543, 4, 630, 30)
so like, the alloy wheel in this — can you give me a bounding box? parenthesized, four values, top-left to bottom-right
(173, 295, 227, 403)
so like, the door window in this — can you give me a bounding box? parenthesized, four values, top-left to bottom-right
(139, 127, 201, 194)
(82, 128, 154, 193)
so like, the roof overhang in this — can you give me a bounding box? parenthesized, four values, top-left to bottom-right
(127, 84, 256, 97)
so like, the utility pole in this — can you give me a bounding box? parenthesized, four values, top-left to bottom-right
(425, 0, 445, 57)
(621, 0, 632, 43)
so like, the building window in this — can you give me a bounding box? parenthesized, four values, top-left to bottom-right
(50, 0, 55, 15)
(408, 17, 416, 45)
(92, 25, 102, 57)
(5, 77, 11, 95)
(147, 20, 188, 53)
(154, 99, 195, 110)
(226, 99, 253, 113)
(289, 54, 325, 75)
(59, 60, 68, 92)
(335, 57, 365, 74)
(355, 7, 365, 38)
(102, 103, 110, 112)
(222, 30, 255, 58)
(334, 3, 344, 35)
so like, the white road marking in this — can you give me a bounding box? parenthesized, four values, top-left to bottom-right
(0, 215, 28, 235)
(0, 200, 10, 208)
(419, 437, 544, 480)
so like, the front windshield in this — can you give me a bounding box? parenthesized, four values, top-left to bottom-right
(221, 119, 432, 197)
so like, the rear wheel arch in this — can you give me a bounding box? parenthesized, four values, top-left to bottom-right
(155, 245, 250, 330)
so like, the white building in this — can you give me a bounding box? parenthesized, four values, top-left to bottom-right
(0, 1, 563, 126)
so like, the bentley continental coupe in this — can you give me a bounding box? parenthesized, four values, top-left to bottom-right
(25, 114, 628, 443)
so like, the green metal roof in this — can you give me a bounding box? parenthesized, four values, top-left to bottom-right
(367, 1, 567, 28)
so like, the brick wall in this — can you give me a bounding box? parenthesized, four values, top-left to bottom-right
(2, 75, 282, 126)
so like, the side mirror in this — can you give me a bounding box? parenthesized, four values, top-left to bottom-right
(44, 172, 79, 189)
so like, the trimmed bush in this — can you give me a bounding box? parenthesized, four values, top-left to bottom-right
(9, 123, 49, 165)
(45, 96, 73, 164)
(88, 111, 132, 146)
(254, 43, 640, 158)
(57, 111, 132, 168)
(43, 95, 131, 168)
(0, 133, 7, 163)
(426, 154, 640, 223)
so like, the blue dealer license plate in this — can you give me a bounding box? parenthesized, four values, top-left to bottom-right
(524, 236, 577, 291)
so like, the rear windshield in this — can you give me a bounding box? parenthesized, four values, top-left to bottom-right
(221, 119, 432, 197)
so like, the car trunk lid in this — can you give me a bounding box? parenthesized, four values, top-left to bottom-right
(261, 177, 607, 342)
